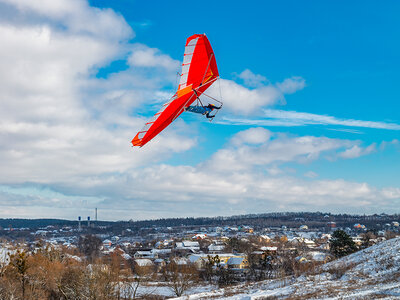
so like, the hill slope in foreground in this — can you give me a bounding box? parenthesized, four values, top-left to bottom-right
(175, 237, 400, 300)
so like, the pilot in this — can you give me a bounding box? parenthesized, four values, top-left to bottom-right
(186, 103, 222, 118)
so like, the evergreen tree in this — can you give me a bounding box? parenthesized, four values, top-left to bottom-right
(330, 230, 358, 258)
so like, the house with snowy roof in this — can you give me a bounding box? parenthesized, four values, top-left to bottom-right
(172, 257, 190, 265)
(260, 246, 278, 252)
(290, 237, 316, 248)
(175, 241, 200, 252)
(260, 235, 271, 241)
(188, 253, 247, 269)
(134, 258, 154, 270)
(192, 233, 207, 239)
(227, 257, 249, 269)
(208, 244, 225, 253)
(299, 225, 309, 230)
(102, 239, 112, 249)
(134, 250, 156, 259)
(151, 248, 172, 257)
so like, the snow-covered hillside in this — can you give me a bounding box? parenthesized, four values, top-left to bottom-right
(174, 237, 400, 299)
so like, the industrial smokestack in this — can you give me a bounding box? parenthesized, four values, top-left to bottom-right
(78, 216, 81, 231)
(95, 208, 98, 222)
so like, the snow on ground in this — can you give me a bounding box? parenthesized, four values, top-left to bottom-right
(172, 237, 400, 299)
(307, 251, 329, 261)
(135, 283, 217, 298)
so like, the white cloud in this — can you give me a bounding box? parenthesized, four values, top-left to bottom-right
(277, 77, 306, 94)
(1, 126, 398, 219)
(204, 129, 361, 172)
(266, 166, 283, 176)
(0, 0, 132, 41)
(231, 127, 271, 146)
(206, 76, 305, 115)
(379, 139, 399, 151)
(0, 0, 196, 186)
(339, 144, 376, 159)
(236, 69, 267, 88)
(327, 128, 364, 134)
(218, 109, 400, 130)
(128, 44, 180, 71)
(6, 163, 395, 220)
(304, 171, 318, 178)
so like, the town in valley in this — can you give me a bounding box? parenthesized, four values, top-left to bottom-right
(1, 212, 399, 299)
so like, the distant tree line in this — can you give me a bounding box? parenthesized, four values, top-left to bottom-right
(1, 212, 399, 231)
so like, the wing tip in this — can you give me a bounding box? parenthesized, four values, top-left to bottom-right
(131, 134, 143, 147)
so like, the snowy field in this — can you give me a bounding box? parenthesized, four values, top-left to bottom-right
(171, 237, 400, 299)
(134, 283, 216, 298)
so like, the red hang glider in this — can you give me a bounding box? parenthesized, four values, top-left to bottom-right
(131, 34, 220, 147)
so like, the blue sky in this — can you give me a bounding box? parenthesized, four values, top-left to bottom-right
(0, 0, 399, 220)
(92, 0, 400, 185)
(96, 0, 400, 118)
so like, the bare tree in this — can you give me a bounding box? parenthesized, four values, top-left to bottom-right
(163, 260, 198, 297)
(360, 231, 377, 249)
(128, 264, 152, 299)
(58, 264, 86, 299)
(384, 231, 397, 240)
(0, 275, 19, 300)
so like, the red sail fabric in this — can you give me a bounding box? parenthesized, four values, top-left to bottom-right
(178, 34, 219, 91)
(132, 34, 218, 147)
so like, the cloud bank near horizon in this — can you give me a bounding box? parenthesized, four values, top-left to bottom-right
(1, 128, 399, 220)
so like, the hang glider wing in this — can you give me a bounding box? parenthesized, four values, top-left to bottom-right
(132, 34, 219, 147)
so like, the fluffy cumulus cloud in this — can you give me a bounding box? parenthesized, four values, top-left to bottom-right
(128, 44, 180, 71)
(111, 167, 400, 216)
(207, 72, 305, 115)
(205, 128, 361, 172)
(338, 144, 376, 159)
(0, 0, 132, 41)
(3, 125, 399, 219)
(236, 69, 268, 88)
(0, 0, 194, 184)
(104, 130, 398, 217)
(0, 0, 398, 220)
(230, 127, 271, 146)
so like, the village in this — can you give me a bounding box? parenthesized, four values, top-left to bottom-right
(1, 213, 399, 298)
